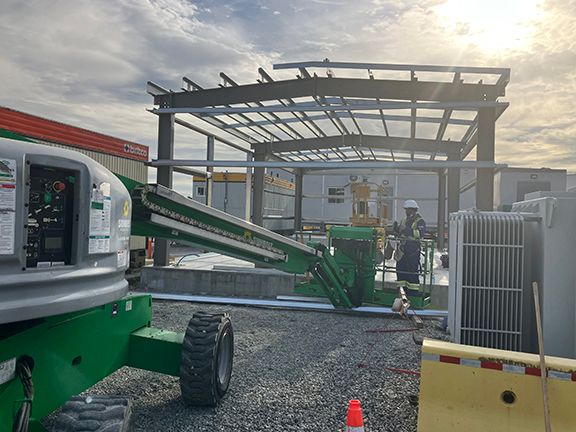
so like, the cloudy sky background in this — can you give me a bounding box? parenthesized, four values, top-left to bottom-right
(0, 0, 574, 190)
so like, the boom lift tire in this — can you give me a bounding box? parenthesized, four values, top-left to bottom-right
(179, 312, 234, 407)
(52, 395, 132, 432)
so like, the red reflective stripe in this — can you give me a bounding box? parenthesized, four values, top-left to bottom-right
(439, 355, 460, 365)
(525, 367, 542, 377)
(426, 353, 576, 382)
(480, 361, 503, 371)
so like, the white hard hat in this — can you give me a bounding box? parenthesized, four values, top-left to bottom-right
(403, 199, 419, 209)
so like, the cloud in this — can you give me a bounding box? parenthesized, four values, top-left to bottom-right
(0, 0, 574, 196)
(0, 0, 275, 156)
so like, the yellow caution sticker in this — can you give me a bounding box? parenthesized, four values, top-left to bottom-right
(123, 200, 130, 217)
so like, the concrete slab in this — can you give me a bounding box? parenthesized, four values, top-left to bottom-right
(143, 248, 450, 309)
(140, 265, 297, 300)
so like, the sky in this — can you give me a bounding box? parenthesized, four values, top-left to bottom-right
(0, 0, 575, 190)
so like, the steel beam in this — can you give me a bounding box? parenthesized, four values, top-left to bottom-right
(437, 170, 446, 250)
(258, 67, 327, 139)
(298, 68, 350, 153)
(181, 77, 270, 143)
(150, 292, 448, 317)
(476, 107, 496, 210)
(215, 73, 287, 142)
(206, 135, 214, 207)
(170, 166, 207, 177)
(252, 135, 463, 154)
(154, 113, 174, 266)
(153, 78, 506, 108)
(294, 169, 303, 232)
(447, 152, 461, 215)
(220, 112, 474, 129)
(431, 72, 460, 161)
(147, 81, 253, 154)
(461, 104, 507, 158)
(152, 101, 508, 114)
(252, 148, 266, 226)
(221, 72, 305, 142)
(150, 159, 505, 169)
(274, 61, 510, 77)
(244, 153, 253, 221)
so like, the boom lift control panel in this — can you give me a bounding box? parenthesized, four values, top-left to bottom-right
(26, 165, 76, 268)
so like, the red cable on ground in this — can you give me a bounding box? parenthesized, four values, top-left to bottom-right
(365, 328, 417, 333)
(357, 321, 420, 368)
(385, 367, 421, 376)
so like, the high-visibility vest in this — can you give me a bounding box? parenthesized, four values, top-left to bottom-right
(399, 214, 423, 240)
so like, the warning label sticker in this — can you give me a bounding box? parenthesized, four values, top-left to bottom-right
(89, 182, 112, 254)
(117, 249, 128, 268)
(0, 159, 16, 255)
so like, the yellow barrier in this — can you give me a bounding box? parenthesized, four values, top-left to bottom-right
(418, 339, 576, 432)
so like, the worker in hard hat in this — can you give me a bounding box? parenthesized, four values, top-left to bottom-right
(394, 200, 426, 287)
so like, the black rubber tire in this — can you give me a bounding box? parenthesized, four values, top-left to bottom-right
(180, 312, 234, 407)
(53, 395, 132, 432)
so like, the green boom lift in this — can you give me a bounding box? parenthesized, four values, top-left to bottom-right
(1, 135, 432, 430)
(0, 139, 385, 431)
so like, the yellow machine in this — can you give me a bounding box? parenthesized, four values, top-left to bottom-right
(418, 339, 576, 432)
(349, 182, 388, 227)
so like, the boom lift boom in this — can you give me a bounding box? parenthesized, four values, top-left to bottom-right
(128, 183, 358, 309)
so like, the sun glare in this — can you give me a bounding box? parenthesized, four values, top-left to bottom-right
(434, 0, 544, 53)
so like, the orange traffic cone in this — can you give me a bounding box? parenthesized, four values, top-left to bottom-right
(346, 399, 365, 431)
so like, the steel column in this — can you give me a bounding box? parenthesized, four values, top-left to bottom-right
(206, 135, 214, 207)
(437, 170, 446, 250)
(476, 108, 496, 210)
(155, 113, 174, 266)
(294, 169, 303, 232)
(447, 152, 461, 215)
(245, 153, 253, 221)
(252, 148, 266, 226)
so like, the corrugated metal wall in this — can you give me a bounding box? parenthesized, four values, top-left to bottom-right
(38, 142, 147, 183)
(192, 174, 295, 233)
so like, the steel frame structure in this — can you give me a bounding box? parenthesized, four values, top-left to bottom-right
(148, 60, 510, 264)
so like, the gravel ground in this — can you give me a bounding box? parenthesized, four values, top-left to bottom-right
(46, 301, 447, 431)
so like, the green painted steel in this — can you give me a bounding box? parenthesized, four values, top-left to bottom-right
(115, 173, 143, 193)
(121, 180, 434, 309)
(128, 327, 183, 376)
(0, 128, 35, 142)
(125, 183, 357, 308)
(296, 226, 435, 309)
(131, 185, 314, 273)
(0, 294, 184, 432)
(329, 226, 375, 240)
(298, 226, 384, 307)
(309, 244, 354, 308)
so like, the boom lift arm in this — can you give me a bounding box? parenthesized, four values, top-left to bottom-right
(128, 183, 356, 308)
